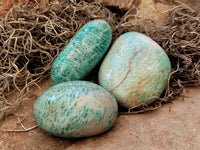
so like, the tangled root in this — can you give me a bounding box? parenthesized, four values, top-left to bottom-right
(0, 0, 199, 118)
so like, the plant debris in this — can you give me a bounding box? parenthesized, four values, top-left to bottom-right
(121, 2, 200, 113)
(0, 0, 199, 119)
(0, 0, 119, 120)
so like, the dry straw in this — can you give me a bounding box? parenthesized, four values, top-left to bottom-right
(122, 2, 200, 113)
(0, 0, 199, 119)
(0, 0, 118, 120)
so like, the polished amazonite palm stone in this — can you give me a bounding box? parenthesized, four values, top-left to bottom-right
(51, 20, 112, 85)
(99, 32, 171, 108)
(33, 81, 118, 138)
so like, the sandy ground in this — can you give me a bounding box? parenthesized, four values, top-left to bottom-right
(0, 78, 200, 150)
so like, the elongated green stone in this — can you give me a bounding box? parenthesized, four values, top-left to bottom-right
(51, 20, 112, 85)
(99, 32, 171, 108)
(33, 81, 118, 138)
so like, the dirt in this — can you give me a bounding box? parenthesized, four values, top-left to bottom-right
(0, 78, 200, 150)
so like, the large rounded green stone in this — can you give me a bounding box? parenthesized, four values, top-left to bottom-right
(98, 32, 171, 108)
(33, 81, 118, 138)
(51, 20, 112, 85)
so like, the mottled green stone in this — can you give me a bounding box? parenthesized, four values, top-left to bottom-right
(98, 32, 171, 108)
(51, 20, 112, 85)
(33, 81, 118, 138)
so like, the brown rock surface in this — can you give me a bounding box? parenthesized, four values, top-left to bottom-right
(67, 88, 200, 150)
(102, 0, 200, 26)
(0, 78, 200, 150)
(0, 1, 200, 149)
(124, 0, 175, 26)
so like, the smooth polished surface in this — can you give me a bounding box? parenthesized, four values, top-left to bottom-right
(33, 81, 118, 138)
(99, 32, 171, 108)
(51, 20, 112, 85)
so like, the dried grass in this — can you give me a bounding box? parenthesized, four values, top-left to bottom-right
(0, 0, 199, 118)
(121, 2, 200, 113)
(0, 0, 118, 120)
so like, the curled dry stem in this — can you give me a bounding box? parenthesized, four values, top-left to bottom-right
(0, 1, 199, 117)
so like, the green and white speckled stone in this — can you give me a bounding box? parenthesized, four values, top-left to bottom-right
(33, 81, 118, 138)
(98, 32, 171, 108)
(51, 20, 112, 85)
